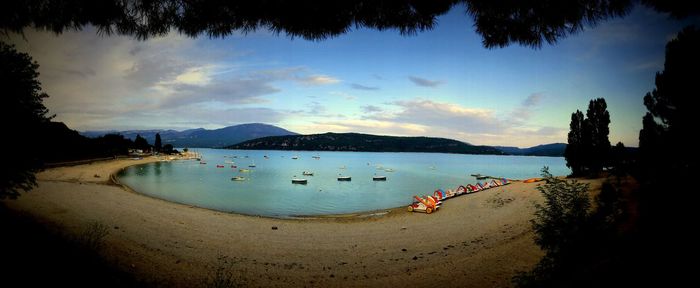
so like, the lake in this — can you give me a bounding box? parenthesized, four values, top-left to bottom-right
(117, 149, 569, 218)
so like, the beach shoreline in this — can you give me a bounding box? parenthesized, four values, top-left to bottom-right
(3, 156, 601, 287)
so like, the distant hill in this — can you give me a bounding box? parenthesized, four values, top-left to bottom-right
(82, 123, 297, 148)
(495, 143, 567, 157)
(227, 132, 504, 155)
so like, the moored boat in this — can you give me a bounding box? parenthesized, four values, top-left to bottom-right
(292, 178, 308, 184)
(372, 175, 387, 181)
(337, 176, 351, 181)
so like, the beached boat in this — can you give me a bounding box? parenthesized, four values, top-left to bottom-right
(302, 171, 314, 176)
(337, 176, 352, 181)
(231, 176, 246, 181)
(471, 173, 489, 180)
(291, 178, 308, 184)
(407, 195, 440, 214)
(372, 175, 387, 181)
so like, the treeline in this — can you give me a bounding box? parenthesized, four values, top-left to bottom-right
(229, 132, 504, 155)
(40, 123, 178, 163)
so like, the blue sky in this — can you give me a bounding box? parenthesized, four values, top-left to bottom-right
(8, 4, 697, 147)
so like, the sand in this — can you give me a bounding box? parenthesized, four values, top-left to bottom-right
(2, 156, 602, 287)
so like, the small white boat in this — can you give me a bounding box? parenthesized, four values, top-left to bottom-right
(384, 168, 394, 172)
(302, 171, 314, 176)
(373, 175, 387, 181)
(231, 176, 246, 181)
(292, 178, 308, 184)
(337, 176, 352, 181)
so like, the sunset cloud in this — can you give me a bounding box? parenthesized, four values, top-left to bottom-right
(408, 76, 443, 87)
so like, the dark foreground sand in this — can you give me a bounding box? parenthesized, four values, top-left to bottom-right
(3, 157, 602, 287)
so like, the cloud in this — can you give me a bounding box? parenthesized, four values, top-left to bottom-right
(387, 99, 500, 134)
(408, 76, 443, 87)
(303, 119, 428, 136)
(329, 91, 356, 100)
(509, 93, 545, 125)
(297, 75, 340, 85)
(350, 83, 379, 90)
(7, 28, 344, 131)
(522, 93, 543, 107)
(361, 105, 383, 113)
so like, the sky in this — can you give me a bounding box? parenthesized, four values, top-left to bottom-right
(7, 4, 698, 147)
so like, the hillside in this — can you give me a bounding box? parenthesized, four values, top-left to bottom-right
(228, 132, 504, 155)
(82, 123, 297, 148)
(495, 143, 567, 157)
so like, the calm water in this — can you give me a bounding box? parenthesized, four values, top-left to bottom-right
(117, 149, 569, 218)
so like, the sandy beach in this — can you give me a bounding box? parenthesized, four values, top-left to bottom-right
(2, 157, 603, 287)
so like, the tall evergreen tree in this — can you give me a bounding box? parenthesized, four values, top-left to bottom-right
(585, 98, 611, 175)
(154, 133, 162, 153)
(565, 110, 585, 176)
(637, 27, 697, 283)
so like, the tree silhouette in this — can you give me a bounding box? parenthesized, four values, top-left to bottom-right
(2, 1, 696, 48)
(1, 42, 53, 199)
(564, 98, 611, 177)
(133, 134, 150, 152)
(154, 133, 162, 153)
(637, 26, 697, 284)
(585, 98, 611, 175)
(565, 110, 585, 176)
(163, 144, 174, 154)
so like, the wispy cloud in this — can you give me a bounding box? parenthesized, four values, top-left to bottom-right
(361, 105, 383, 113)
(408, 76, 443, 87)
(522, 93, 543, 107)
(350, 83, 380, 90)
(297, 75, 340, 85)
(509, 93, 544, 125)
(8, 29, 345, 131)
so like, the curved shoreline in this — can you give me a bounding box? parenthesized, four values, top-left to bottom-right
(111, 158, 408, 221)
(4, 156, 598, 287)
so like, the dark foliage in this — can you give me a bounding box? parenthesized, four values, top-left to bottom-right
(585, 98, 611, 175)
(514, 168, 632, 288)
(154, 133, 162, 153)
(229, 132, 504, 155)
(2, 1, 695, 48)
(133, 134, 150, 151)
(565, 99, 611, 177)
(565, 110, 586, 176)
(0, 42, 52, 199)
(162, 144, 174, 154)
(637, 26, 698, 284)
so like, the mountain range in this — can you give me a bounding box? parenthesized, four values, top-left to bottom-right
(83, 123, 567, 156)
(494, 143, 567, 157)
(81, 123, 297, 148)
(228, 132, 505, 155)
